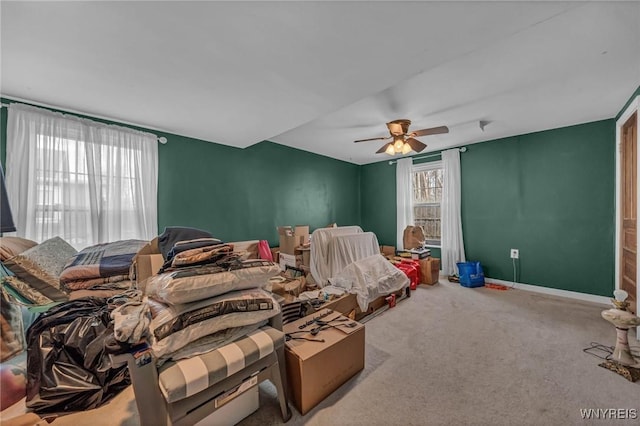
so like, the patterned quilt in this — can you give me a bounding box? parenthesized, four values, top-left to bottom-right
(59, 239, 147, 285)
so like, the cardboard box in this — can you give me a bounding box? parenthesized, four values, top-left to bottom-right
(133, 238, 165, 288)
(284, 309, 365, 415)
(278, 226, 309, 255)
(419, 257, 440, 285)
(230, 240, 259, 259)
(270, 247, 280, 264)
(320, 291, 403, 321)
(279, 253, 296, 270)
(379, 245, 396, 257)
(297, 247, 311, 267)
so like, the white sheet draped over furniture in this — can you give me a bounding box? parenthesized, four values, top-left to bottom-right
(310, 226, 364, 286)
(310, 226, 408, 311)
(327, 232, 380, 280)
(329, 254, 409, 312)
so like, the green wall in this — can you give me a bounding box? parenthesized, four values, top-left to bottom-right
(157, 136, 360, 245)
(361, 120, 615, 296)
(0, 99, 361, 246)
(0, 97, 623, 296)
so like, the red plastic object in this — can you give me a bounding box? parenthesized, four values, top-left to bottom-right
(385, 293, 397, 308)
(485, 283, 509, 291)
(396, 260, 419, 290)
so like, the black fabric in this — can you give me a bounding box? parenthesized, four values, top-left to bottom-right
(157, 227, 213, 260)
(25, 298, 130, 414)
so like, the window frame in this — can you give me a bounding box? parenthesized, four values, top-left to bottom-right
(411, 160, 443, 248)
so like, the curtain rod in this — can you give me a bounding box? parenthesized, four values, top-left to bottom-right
(387, 146, 467, 165)
(1, 101, 168, 144)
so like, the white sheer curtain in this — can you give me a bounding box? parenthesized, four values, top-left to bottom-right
(396, 157, 414, 249)
(441, 148, 466, 275)
(5, 103, 158, 249)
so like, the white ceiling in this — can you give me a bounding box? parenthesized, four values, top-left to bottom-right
(2, 1, 639, 165)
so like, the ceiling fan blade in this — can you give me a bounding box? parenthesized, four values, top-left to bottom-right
(406, 138, 427, 153)
(376, 143, 392, 154)
(354, 136, 390, 143)
(411, 126, 449, 137)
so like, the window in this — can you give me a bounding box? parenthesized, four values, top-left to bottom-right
(412, 162, 442, 246)
(6, 104, 158, 249)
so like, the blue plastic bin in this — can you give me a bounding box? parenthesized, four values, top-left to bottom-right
(456, 261, 485, 288)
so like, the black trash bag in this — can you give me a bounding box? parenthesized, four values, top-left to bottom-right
(25, 297, 130, 414)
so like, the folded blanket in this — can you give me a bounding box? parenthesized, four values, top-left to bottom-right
(165, 238, 223, 262)
(60, 239, 147, 284)
(160, 244, 238, 273)
(160, 240, 229, 272)
(158, 227, 213, 260)
(170, 244, 234, 268)
(63, 274, 130, 290)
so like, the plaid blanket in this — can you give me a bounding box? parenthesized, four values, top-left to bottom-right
(59, 239, 147, 284)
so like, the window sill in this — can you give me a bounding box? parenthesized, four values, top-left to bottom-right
(424, 244, 441, 249)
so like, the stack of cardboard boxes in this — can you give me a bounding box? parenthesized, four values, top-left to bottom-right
(276, 225, 310, 271)
(380, 245, 440, 285)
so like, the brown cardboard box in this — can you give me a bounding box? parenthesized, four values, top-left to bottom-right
(133, 238, 165, 288)
(297, 247, 311, 267)
(284, 309, 365, 415)
(379, 245, 396, 257)
(278, 226, 309, 255)
(419, 257, 440, 285)
(270, 247, 280, 264)
(320, 290, 403, 321)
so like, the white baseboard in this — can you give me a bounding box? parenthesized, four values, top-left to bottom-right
(483, 277, 611, 306)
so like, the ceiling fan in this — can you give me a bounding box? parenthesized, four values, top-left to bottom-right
(354, 119, 449, 155)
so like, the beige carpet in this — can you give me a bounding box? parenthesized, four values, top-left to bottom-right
(240, 281, 639, 426)
(4, 281, 638, 425)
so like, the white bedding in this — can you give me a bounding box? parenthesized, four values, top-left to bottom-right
(327, 232, 380, 278)
(329, 254, 409, 312)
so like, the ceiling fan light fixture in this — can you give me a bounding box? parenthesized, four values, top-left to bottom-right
(393, 136, 404, 152)
(401, 142, 412, 155)
(385, 143, 396, 155)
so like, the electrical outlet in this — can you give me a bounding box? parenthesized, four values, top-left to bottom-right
(510, 249, 519, 259)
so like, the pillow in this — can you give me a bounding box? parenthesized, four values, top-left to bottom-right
(148, 289, 280, 360)
(0, 237, 38, 261)
(145, 259, 281, 304)
(3, 237, 76, 302)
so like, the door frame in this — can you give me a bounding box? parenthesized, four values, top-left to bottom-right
(615, 95, 640, 322)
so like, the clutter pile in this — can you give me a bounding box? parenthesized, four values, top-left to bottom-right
(114, 227, 282, 365)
